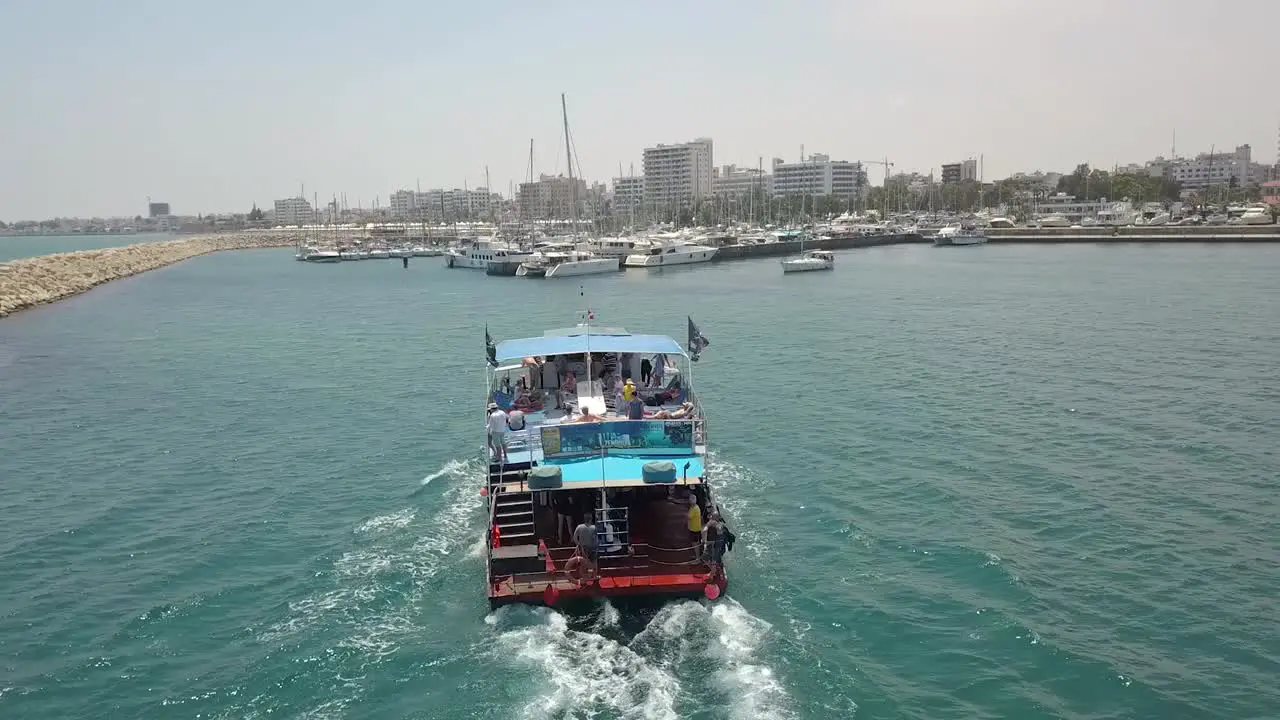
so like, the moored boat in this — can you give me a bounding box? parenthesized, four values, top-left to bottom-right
(781, 249, 834, 273)
(482, 317, 726, 607)
(933, 225, 988, 246)
(623, 241, 718, 268)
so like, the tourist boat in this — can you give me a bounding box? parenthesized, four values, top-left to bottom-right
(482, 316, 725, 607)
(933, 225, 988, 246)
(781, 249, 835, 273)
(623, 241, 718, 268)
(444, 238, 534, 270)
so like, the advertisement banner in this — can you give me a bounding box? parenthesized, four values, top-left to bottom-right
(540, 420, 694, 458)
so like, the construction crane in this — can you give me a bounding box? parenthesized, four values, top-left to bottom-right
(862, 158, 894, 216)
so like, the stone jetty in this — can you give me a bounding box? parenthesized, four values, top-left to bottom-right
(0, 232, 296, 318)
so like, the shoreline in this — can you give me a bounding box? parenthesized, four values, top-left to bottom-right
(4, 226, 1279, 319)
(0, 232, 295, 318)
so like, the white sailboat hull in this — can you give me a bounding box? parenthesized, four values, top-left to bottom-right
(781, 258, 834, 272)
(545, 257, 621, 277)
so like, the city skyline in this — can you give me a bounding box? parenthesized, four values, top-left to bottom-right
(2, 0, 1279, 219)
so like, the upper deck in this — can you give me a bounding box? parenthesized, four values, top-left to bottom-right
(487, 324, 707, 486)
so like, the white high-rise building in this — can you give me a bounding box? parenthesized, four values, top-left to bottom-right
(642, 138, 713, 207)
(1165, 145, 1257, 189)
(713, 164, 771, 197)
(389, 190, 417, 219)
(771, 154, 865, 198)
(273, 197, 313, 225)
(612, 176, 646, 214)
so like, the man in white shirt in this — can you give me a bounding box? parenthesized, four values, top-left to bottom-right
(486, 404, 508, 462)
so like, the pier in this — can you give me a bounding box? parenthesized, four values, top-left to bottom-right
(982, 225, 1280, 243)
(0, 231, 294, 318)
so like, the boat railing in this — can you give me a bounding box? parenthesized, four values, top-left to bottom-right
(496, 540, 707, 586)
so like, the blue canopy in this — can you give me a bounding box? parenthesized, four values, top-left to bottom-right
(495, 332, 685, 362)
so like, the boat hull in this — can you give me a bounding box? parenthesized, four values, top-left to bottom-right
(623, 248, 718, 268)
(781, 260, 833, 272)
(488, 572, 727, 608)
(545, 257, 621, 277)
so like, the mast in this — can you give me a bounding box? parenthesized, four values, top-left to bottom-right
(562, 93, 577, 234)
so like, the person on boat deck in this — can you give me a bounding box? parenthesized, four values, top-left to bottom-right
(648, 401, 694, 420)
(702, 511, 726, 578)
(651, 354, 666, 387)
(552, 492, 575, 544)
(626, 394, 646, 420)
(574, 406, 602, 423)
(573, 513, 599, 577)
(639, 357, 652, 385)
(506, 407, 526, 431)
(622, 377, 637, 402)
(687, 494, 703, 549)
(486, 404, 508, 462)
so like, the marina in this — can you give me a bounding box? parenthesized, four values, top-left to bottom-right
(482, 318, 723, 607)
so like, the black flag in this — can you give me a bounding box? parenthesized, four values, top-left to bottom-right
(485, 325, 497, 366)
(688, 316, 709, 362)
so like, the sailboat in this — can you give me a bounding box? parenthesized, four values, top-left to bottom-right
(780, 231, 834, 272)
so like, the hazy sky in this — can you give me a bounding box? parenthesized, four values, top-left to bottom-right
(3, 0, 1278, 219)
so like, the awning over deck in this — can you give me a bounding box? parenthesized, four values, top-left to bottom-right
(495, 333, 685, 363)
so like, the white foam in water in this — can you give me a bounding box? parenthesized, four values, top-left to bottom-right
(490, 598, 795, 720)
(420, 458, 470, 486)
(490, 606, 681, 720)
(259, 457, 484, 649)
(707, 598, 795, 720)
(354, 508, 416, 534)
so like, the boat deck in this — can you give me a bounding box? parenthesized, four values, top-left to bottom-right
(488, 491, 720, 605)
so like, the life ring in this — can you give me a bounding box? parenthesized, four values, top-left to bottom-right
(565, 555, 586, 582)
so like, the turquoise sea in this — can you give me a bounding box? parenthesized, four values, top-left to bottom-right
(1, 244, 1277, 719)
(0, 233, 173, 263)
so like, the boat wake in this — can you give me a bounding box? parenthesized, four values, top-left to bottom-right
(241, 457, 485, 717)
(414, 457, 472, 493)
(485, 598, 795, 720)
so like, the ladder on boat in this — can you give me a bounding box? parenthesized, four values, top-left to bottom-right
(597, 505, 629, 559)
(602, 354, 620, 412)
(494, 490, 536, 545)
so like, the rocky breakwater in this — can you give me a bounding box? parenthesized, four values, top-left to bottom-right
(0, 231, 294, 318)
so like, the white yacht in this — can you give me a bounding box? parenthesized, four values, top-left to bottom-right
(987, 217, 1016, 228)
(368, 248, 391, 260)
(339, 248, 369, 261)
(444, 238, 534, 270)
(1036, 214, 1070, 228)
(518, 249, 620, 278)
(1238, 206, 1273, 225)
(623, 241, 718, 268)
(781, 250, 835, 273)
(585, 236, 649, 259)
(302, 248, 341, 263)
(933, 225, 988, 246)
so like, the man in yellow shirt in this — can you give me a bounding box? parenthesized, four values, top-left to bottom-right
(687, 495, 703, 550)
(622, 377, 637, 403)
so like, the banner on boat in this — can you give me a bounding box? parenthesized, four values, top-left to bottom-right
(540, 420, 695, 458)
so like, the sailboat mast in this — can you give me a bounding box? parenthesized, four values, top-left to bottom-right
(562, 93, 577, 233)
